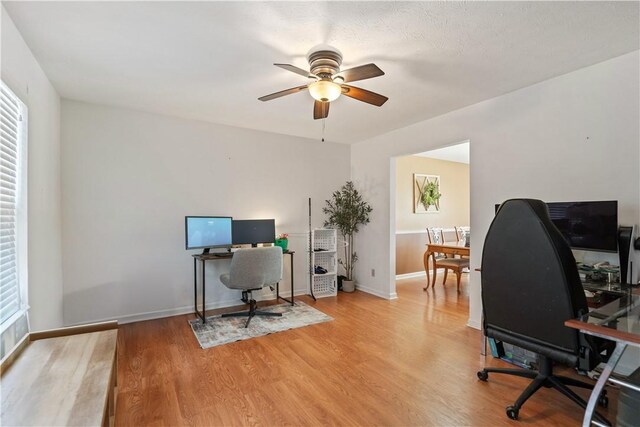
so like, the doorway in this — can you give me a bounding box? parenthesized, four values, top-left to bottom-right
(391, 141, 471, 313)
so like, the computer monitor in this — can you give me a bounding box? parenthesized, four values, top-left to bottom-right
(232, 219, 276, 247)
(494, 200, 618, 252)
(185, 216, 232, 251)
(546, 201, 618, 252)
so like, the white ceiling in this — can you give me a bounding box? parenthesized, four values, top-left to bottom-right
(415, 142, 469, 164)
(3, 1, 639, 144)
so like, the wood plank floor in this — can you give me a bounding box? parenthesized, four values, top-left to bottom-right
(116, 275, 616, 426)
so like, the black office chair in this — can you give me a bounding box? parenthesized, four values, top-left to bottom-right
(477, 199, 611, 424)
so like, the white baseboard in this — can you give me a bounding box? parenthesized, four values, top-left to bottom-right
(67, 289, 310, 326)
(355, 283, 395, 300)
(395, 271, 426, 280)
(466, 318, 481, 330)
(395, 269, 449, 281)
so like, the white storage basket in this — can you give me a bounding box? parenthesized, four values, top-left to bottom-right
(313, 251, 336, 274)
(312, 229, 336, 251)
(313, 274, 337, 298)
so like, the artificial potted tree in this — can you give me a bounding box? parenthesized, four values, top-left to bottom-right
(323, 181, 372, 292)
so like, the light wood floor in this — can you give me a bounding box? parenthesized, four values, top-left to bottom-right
(116, 275, 616, 426)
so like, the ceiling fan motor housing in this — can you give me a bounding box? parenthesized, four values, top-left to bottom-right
(308, 49, 343, 77)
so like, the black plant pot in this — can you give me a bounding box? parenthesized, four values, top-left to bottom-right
(337, 275, 347, 291)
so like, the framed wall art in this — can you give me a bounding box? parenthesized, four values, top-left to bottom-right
(414, 174, 441, 214)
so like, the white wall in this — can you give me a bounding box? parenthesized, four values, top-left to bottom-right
(1, 7, 63, 330)
(351, 51, 640, 327)
(61, 100, 350, 325)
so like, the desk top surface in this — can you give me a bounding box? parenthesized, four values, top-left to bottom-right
(1, 329, 117, 426)
(193, 249, 294, 260)
(565, 294, 640, 346)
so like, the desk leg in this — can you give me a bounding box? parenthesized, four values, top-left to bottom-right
(431, 252, 438, 288)
(290, 252, 294, 306)
(194, 258, 198, 319)
(201, 260, 206, 324)
(423, 250, 431, 290)
(276, 253, 295, 306)
(582, 343, 625, 427)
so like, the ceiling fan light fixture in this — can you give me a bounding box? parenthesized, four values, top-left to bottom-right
(308, 80, 341, 102)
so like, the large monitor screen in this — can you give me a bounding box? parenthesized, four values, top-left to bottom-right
(546, 201, 618, 252)
(232, 219, 275, 246)
(494, 200, 618, 252)
(185, 216, 233, 250)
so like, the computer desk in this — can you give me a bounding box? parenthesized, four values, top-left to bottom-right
(192, 250, 295, 324)
(565, 293, 640, 427)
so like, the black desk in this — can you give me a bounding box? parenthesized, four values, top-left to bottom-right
(192, 250, 295, 324)
(583, 280, 634, 309)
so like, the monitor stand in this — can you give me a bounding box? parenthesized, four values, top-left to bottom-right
(251, 244, 258, 248)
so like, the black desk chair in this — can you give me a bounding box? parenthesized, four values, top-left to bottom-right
(477, 199, 611, 424)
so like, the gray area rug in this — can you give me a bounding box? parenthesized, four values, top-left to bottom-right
(189, 301, 333, 349)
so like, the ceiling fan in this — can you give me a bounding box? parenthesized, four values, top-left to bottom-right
(258, 45, 388, 120)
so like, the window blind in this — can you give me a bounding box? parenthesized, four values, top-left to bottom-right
(0, 83, 24, 325)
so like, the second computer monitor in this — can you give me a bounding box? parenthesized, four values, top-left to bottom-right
(232, 219, 276, 247)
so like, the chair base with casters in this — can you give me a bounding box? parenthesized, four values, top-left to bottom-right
(221, 289, 282, 328)
(477, 355, 610, 425)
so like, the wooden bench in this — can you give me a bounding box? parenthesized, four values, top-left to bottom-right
(1, 321, 118, 426)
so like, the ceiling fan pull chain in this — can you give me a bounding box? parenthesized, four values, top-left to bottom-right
(322, 118, 326, 142)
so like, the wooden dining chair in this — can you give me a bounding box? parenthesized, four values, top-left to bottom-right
(455, 226, 470, 241)
(426, 227, 469, 291)
(426, 227, 441, 243)
(441, 228, 459, 244)
(426, 227, 445, 256)
(454, 226, 471, 261)
(454, 226, 463, 241)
